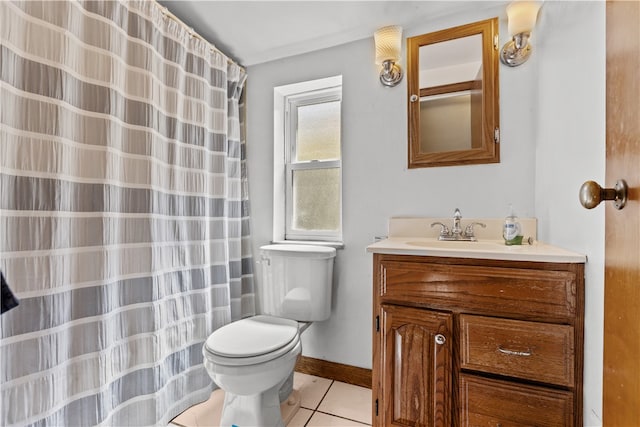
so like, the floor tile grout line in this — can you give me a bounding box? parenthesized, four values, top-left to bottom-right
(300, 380, 372, 427)
(299, 379, 333, 409)
(314, 379, 335, 411)
(301, 408, 314, 427)
(317, 379, 371, 423)
(313, 409, 371, 426)
(302, 380, 334, 427)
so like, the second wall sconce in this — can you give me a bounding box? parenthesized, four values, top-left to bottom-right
(500, 1, 542, 66)
(375, 25, 403, 87)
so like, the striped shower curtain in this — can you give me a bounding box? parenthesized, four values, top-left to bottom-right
(0, 1, 255, 425)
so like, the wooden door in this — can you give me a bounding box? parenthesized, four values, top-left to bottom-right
(603, 0, 640, 424)
(378, 304, 452, 427)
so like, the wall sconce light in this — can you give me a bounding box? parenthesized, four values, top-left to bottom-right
(500, 1, 542, 67)
(375, 25, 403, 87)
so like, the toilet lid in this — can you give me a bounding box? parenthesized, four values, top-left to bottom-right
(204, 315, 299, 358)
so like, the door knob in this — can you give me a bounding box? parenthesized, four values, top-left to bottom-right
(579, 179, 628, 210)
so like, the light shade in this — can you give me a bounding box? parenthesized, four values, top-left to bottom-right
(375, 25, 402, 65)
(506, 1, 542, 36)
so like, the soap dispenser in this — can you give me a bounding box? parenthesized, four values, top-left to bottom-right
(503, 204, 523, 245)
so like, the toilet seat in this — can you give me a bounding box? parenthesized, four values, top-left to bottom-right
(204, 315, 300, 366)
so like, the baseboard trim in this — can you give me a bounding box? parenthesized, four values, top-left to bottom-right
(295, 356, 372, 389)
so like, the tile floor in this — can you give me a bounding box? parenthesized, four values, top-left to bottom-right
(169, 372, 372, 427)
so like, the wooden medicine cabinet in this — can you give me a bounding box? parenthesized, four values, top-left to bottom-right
(408, 18, 500, 168)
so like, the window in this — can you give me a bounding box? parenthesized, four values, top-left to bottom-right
(274, 76, 342, 243)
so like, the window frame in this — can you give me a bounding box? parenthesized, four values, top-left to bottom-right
(273, 76, 343, 245)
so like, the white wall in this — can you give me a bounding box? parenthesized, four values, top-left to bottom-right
(246, 2, 605, 425)
(533, 2, 605, 426)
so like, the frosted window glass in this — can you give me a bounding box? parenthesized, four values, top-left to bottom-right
(292, 168, 340, 231)
(296, 101, 341, 161)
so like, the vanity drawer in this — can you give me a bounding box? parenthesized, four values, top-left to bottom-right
(378, 259, 578, 321)
(460, 374, 574, 426)
(460, 314, 574, 387)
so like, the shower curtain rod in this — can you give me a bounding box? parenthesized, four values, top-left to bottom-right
(157, 2, 245, 71)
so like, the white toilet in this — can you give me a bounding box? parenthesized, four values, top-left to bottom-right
(202, 244, 336, 427)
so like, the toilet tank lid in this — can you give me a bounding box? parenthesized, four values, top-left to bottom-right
(260, 244, 336, 258)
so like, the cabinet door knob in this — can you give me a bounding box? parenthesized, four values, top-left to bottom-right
(434, 334, 446, 345)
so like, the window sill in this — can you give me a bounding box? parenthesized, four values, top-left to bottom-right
(271, 240, 345, 250)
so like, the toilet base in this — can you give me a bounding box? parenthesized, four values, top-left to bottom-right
(219, 384, 301, 427)
(171, 388, 300, 427)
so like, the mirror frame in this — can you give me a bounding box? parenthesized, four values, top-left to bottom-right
(407, 18, 500, 168)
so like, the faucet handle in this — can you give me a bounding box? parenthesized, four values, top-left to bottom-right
(464, 222, 487, 237)
(430, 222, 450, 237)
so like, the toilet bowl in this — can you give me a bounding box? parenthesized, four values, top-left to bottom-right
(203, 244, 336, 426)
(203, 316, 302, 427)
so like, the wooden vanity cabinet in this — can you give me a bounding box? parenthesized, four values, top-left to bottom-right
(372, 254, 584, 427)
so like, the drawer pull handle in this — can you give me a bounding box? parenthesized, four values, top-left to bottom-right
(498, 346, 532, 357)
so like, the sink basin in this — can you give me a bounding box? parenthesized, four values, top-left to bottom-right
(404, 239, 511, 251)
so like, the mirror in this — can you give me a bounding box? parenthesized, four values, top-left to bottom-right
(408, 18, 500, 168)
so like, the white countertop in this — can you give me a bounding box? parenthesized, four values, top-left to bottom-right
(366, 237, 586, 263)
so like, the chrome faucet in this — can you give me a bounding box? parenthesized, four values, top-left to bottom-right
(452, 208, 463, 238)
(430, 208, 486, 241)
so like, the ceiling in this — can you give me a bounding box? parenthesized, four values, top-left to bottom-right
(158, 1, 507, 67)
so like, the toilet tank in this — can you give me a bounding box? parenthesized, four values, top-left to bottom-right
(259, 244, 336, 322)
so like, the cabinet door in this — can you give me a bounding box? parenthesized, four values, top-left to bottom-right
(379, 304, 452, 426)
